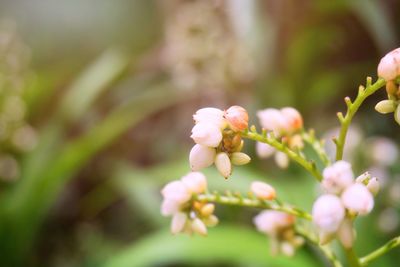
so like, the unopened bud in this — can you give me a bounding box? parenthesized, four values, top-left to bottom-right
(367, 177, 380, 195)
(191, 218, 207, 236)
(171, 212, 187, 234)
(355, 172, 370, 184)
(275, 152, 289, 169)
(191, 123, 223, 147)
(181, 172, 207, 194)
(342, 183, 374, 215)
(256, 142, 275, 158)
(280, 242, 295, 257)
(215, 152, 232, 178)
(395, 105, 400, 125)
(204, 214, 219, 227)
(377, 48, 400, 81)
(337, 219, 355, 249)
(375, 100, 396, 114)
(225, 105, 249, 131)
(189, 144, 216, 171)
(231, 152, 251, 165)
(250, 181, 276, 200)
(200, 203, 215, 217)
(281, 107, 303, 132)
(312, 194, 345, 234)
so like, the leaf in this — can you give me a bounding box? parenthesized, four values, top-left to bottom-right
(102, 225, 319, 267)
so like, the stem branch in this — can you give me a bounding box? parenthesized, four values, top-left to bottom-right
(360, 236, 400, 266)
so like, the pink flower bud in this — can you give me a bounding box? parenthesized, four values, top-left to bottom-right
(171, 212, 187, 234)
(280, 107, 303, 132)
(225, 105, 249, 131)
(160, 199, 180, 216)
(193, 107, 226, 129)
(275, 151, 289, 169)
(256, 142, 275, 158)
(254, 211, 295, 235)
(337, 218, 355, 249)
(367, 177, 380, 195)
(189, 144, 216, 171)
(251, 181, 276, 200)
(312, 194, 345, 234)
(322, 161, 354, 194)
(191, 218, 207, 236)
(377, 48, 400, 81)
(257, 108, 287, 136)
(161, 180, 191, 204)
(215, 152, 231, 178)
(181, 172, 207, 194)
(191, 122, 223, 147)
(342, 183, 374, 215)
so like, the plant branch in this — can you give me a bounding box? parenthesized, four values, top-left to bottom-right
(195, 192, 312, 220)
(359, 236, 400, 266)
(241, 130, 323, 181)
(343, 246, 362, 267)
(334, 77, 386, 161)
(296, 226, 343, 267)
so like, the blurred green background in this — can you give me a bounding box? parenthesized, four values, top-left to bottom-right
(0, 0, 399, 266)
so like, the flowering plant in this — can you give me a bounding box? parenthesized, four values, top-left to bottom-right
(160, 48, 400, 267)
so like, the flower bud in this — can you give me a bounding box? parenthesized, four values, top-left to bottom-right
(181, 172, 207, 194)
(161, 181, 191, 204)
(281, 107, 303, 132)
(225, 105, 249, 131)
(312, 194, 345, 234)
(275, 151, 289, 169)
(377, 48, 400, 81)
(375, 100, 396, 114)
(322, 161, 354, 194)
(200, 203, 215, 217)
(280, 242, 295, 257)
(204, 214, 219, 227)
(191, 218, 207, 236)
(193, 107, 226, 129)
(257, 108, 288, 136)
(161, 199, 180, 216)
(395, 105, 400, 126)
(254, 211, 295, 235)
(256, 142, 275, 158)
(215, 152, 231, 178)
(251, 181, 276, 200)
(189, 144, 216, 171)
(171, 212, 187, 234)
(367, 177, 380, 195)
(355, 172, 370, 184)
(337, 218, 355, 249)
(342, 183, 374, 215)
(230, 152, 251, 165)
(191, 122, 223, 147)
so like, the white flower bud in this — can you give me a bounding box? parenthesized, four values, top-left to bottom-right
(256, 142, 275, 158)
(225, 105, 249, 131)
(280, 107, 303, 132)
(191, 122, 223, 148)
(253, 211, 295, 235)
(171, 212, 187, 234)
(377, 48, 400, 81)
(230, 152, 251, 165)
(367, 177, 380, 195)
(215, 152, 231, 178)
(160, 199, 180, 216)
(275, 152, 289, 169)
(191, 218, 207, 236)
(322, 161, 354, 194)
(161, 181, 191, 204)
(280, 242, 295, 257)
(342, 183, 374, 215)
(193, 107, 226, 129)
(204, 214, 219, 227)
(312, 194, 345, 234)
(337, 218, 355, 249)
(257, 108, 288, 136)
(355, 172, 370, 184)
(189, 144, 216, 171)
(200, 203, 215, 217)
(375, 100, 396, 114)
(181, 172, 207, 194)
(250, 181, 276, 200)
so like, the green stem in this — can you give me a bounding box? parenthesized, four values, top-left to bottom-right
(359, 236, 400, 266)
(335, 77, 386, 161)
(296, 226, 343, 267)
(241, 130, 323, 181)
(195, 193, 312, 220)
(343, 247, 362, 267)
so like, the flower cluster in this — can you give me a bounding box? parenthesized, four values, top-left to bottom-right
(161, 172, 218, 236)
(312, 161, 378, 247)
(256, 107, 303, 168)
(254, 210, 304, 256)
(376, 48, 400, 124)
(190, 106, 250, 178)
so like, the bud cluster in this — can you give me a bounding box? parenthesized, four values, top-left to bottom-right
(254, 210, 304, 256)
(312, 161, 379, 247)
(256, 107, 303, 168)
(190, 106, 250, 178)
(161, 172, 218, 236)
(376, 47, 400, 125)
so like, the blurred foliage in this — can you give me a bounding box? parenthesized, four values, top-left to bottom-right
(0, 0, 398, 266)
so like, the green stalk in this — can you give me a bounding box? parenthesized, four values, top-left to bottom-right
(359, 236, 400, 266)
